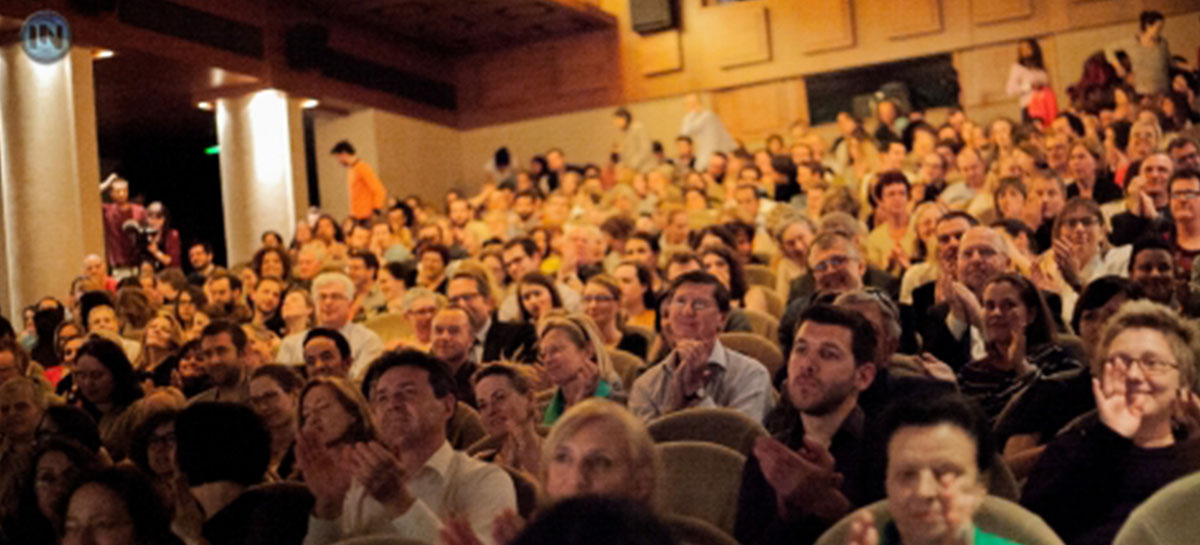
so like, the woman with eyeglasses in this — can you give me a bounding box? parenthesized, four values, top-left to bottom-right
(172, 286, 206, 342)
(1022, 300, 1200, 545)
(127, 409, 179, 500)
(583, 275, 651, 360)
(537, 314, 625, 426)
(1035, 198, 1132, 324)
(143, 202, 180, 271)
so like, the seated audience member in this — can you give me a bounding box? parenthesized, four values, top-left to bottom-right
(300, 350, 516, 545)
(630, 271, 773, 422)
(431, 306, 481, 408)
(1066, 139, 1123, 204)
(1110, 153, 1175, 246)
(128, 409, 181, 500)
(542, 398, 657, 504)
(845, 393, 1005, 545)
(583, 274, 651, 360)
(135, 313, 183, 388)
(773, 217, 818, 297)
(60, 467, 181, 545)
(416, 243, 452, 294)
(499, 496, 676, 545)
(0, 376, 50, 510)
(276, 272, 384, 378)
(1168, 169, 1200, 279)
(865, 171, 915, 276)
(175, 286, 208, 341)
(1128, 237, 1200, 316)
(79, 290, 142, 362)
(1071, 277, 1144, 360)
(172, 402, 313, 545)
(249, 277, 286, 337)
(74, 337, 145, 460)
(448, 268, 537, 363)
(499, 237, 582, 321)
(786, 226, 900, 307)
(1027, 169, 1069, 252)
(4, 438, 104, 545)
(36, 405, 104, 454)
(1037, 197, 1131, 323)
(736, 304, 881, 545)
(700, 244, 769, 315)
(280, 288, 314, 338)
(622, 232, 663, 289)
(248, 365, 304, 479)
(779, 230, 881, 348)
(471, 363, 543, 475)
(538, 313, 625, 425)
(1022, 300, 1200, 545)
(192, 321, 252, 404)
(203, 271, 252, 323)
(613, 260, 658, 331)
(303, 328, 354, 379)
(298, 377, 377, 455)
(515, 272, 563, 325)
(896, 202, 948, 306)
(373, 262, 410, 317)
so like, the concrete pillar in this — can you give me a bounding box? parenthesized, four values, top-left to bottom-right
(214, 89, 308, 266)
(0, 46, 103, 317)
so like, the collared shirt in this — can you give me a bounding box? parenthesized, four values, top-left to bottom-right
(472, 318, 492, 365)
(303, 441, 516, 545)
(629, 339, 773, 422)
(102, 203, 147, 268)
(276, 322, 384, 379)
(543, 379, 614, 425)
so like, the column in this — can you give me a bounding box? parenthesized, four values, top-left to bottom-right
(214, 89, 308, 266)
(0, 46, 103, 317)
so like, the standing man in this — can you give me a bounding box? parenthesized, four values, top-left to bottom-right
(680, 93, 736, 172)
(332, 140, 386, 221)
(99, 176, 147, 278)
(1105, 11, 1171, 97)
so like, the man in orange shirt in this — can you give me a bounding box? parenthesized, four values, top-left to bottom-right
(331, 140, 386, 220)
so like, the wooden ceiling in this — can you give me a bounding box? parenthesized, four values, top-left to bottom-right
(297, 0, 616, 53)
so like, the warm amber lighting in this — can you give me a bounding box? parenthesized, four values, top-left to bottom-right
(92, 49, 115, 60)
(196, 101, 214, 111)
(301, 98, 320, 109)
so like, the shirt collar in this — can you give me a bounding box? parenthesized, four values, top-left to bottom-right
(669, 339, 728, 371)
(476, 316, 493, 345)
(421, 440, 455, 480)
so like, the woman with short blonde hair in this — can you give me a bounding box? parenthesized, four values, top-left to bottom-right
(536, 313, 623, 425)
(542, 398, 658, 506)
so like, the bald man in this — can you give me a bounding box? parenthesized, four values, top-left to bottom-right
(1111, 153, 1176, 246)
(82, 254, 116, 292)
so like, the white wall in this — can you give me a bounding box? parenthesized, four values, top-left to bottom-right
(373, 109, 464, 206)
(311, 108, 378, 219)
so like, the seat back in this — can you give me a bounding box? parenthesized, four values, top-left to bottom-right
(743, 264, 777, 289)
(657, 441, 746, 535)
(500, 465, 542, 519)
(606, 348, 646, 390)
(987, 454, 1020, 501)
(718, 332, 783, 379)
(332, 536, 430, 545)
(447, 402, 486, 451)
(363, 313, 414, 344)
(1114, 470, 1200, 545)
(740, 309, 779, 341)
(814, 496, 1065, 545)
(646, 407, 768, 457)
(759, 286, 785, 319)
(661, 513, 742, 545)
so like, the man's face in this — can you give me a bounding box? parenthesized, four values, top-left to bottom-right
(957, 152, 985, 187)
(1171, 142, 1200, 171)
(503, 245, 538, 280)
(110, 182, 129, 204)
(189, 246, 211, 269)
(514, 196, 536, 220)
(735, 189, 759, 222)
(253, 280, 282, 315)
(417, 225, 442, 246)
(935, 218, 971, 270)
(706, 154, 726, 178)
(920, 154, 945, 183)
(1029, 177, 1065, 220)
(780, 223, 815, 263)
(304, 336, 349, 379)
(957, 229, 1010, 294)
(1170, 177, 1200, 223)
(787, 321, 872, 415)
(431, 309, 474, 365)
(209, 278, 233, 306)
(1141, 154, 1175, 208)
(1045, 135, 1070, 169)
(315, 281, 351, 328)
(199, 332, 243, 387)
(346, 258, 374, 290)
(664, 212, 689, 243)
(676, 139, 693, 156)
(1131, 249, 1175, 303)
(547, 151, 565, 171)
(808, 242, 866, 294)
(370, 366, 451, 448)
(249, 376, 297, 429)
(334, 152, 353, 167)
(448, 277, 493, 328)
(887, 424, 985, 545)
(885, 143, 907, 170)
(880, 183, 909, 214)
(667, 283, 724, 342)
(83, 257, 105, 281)
(87, 306, 119, 334)
(449, 200, 472, 227)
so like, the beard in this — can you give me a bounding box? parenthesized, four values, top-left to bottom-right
(791, 376, 858, 416)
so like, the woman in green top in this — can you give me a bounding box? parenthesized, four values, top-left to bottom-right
(536, 313, 624, 425)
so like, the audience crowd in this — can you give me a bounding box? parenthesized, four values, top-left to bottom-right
(2, 11, 1200, 545)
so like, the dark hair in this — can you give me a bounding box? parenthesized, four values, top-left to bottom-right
(330, 140, 355, 155)
(937, 210, 980, 228)
(628, 232, 660, 255)
(613, 107, 632, 123)
(516, 272, 564, 323)
(985, 273, 1057, 348)
(676, 135, 693, 145)
(1108, 120, 1132, 152)
(1057, 112, 1085, 138)
(61, 467, 181, 545)
(361, 349, 456, 401)
(128, 409, 179, 476)
(509, 496, 677, 545)
(873, 170, 911, 202)
(303, 328, 351, 360)
(1139, 10, 1164, 31)
(1130, 236, 1173, 272)
(503, 237, 540, 261)
(314, 214, 344, 243)
(797, 304, 877, 367)
(600, 215, 635, 241)
(349, 250, 380, 273)
(200, 320, 247, 353)
(78, 291, 116, 332)
(251, 364, 305, 393)
(615, 260, 658, 309)
(251, 246, 292, 282)
(75, 337, 143, 410)
(990, 218, 1038, 254)
(260, 230, 284, 246)
(12, 438, 102, 544)
(418, 243, 452, 266)
(1168, 137, 1199, 155)
(879, 393, 995, 476)
(688, 224, 737, 251)
(699, 244, 749, 302)
(38, 405, 102, 453)
(1071, 276, 1144, 334)
(188, 240, 213, 255)
(495, 147, 511, 168)
(1018, 38, 1045, 70)
(175, 402, 270, 487)
(666, 271, 731, 314)
(1171, 168, 1200, 189)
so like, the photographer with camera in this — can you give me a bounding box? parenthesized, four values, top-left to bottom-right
(142, 201, 181, 270)
(100, 174, 147, 279)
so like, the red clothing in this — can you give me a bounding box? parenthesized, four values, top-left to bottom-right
(102, 203, 147, 268)
(1026, 87, 1058, 129)
(348, 161, 386, 219)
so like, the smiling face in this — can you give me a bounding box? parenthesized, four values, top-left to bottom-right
(957, 228, 1010, 294)
(1056, 205, 1103, 251)
(519, 282, 554, 322)
(474, 374, 534, 437)
(370, 366, 453, 449)
(886, 424, 985, 545)
(431, 309, 473, 365)
(583, 282, 619, 329)
(808, 242, 865, 294)
(1131, 249, 1175, 303)
(701, 253, 733, 290)
(1103, 327, 1182, 423)
(538, 328, 594, 387)
(667, 283, 724, 342)
(982, 281, 1030, 347)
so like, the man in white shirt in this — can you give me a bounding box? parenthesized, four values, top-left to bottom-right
(301, 350, 516, 545)
(680, 93, 736, 172)
(630, 271, 773, 422)
(276, 272, 384, 379)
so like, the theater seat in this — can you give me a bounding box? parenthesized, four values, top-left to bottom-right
(1113, 470, 1200, 545)
(331, 536, 429, 545)
(662, 513, 742, 545)
(813, 496, 1065, 545)
(656, 442, 746, 534)
(744, 264, 776, 289)
(607, 348, 645, 390)
(647, 407, 768, 457)
(363, 313, 414, 344)
(987, 454, 1020, 502)
(759, 286, 785, 319)
(447, 402, 486, 451)
(740, 309, 779, 342)
(718, 332, 783, 378)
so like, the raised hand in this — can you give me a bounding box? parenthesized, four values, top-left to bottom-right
(846, 510, 879, 545)
(754, 436, 848, 519)
(296, 430, 352, 519)
(1092, 360, 1143, 439)
(918, 353, 957, 384)
(441, 516, 485, 545)
(1052, 237, 1083, 291)
(1172, 388, 1200, 440)
(936, 472, 984, 539)
(348, 442, 414, 518)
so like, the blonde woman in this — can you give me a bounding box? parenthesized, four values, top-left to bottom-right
(471, 364, 543, 476)
(135, 312, 183, 387)
(536, 313, 625, 425)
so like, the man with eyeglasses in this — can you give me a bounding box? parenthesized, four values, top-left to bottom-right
(630, 271, 773, 422)
(276, 272, 384, 378)
(779, 231, 876, 350)
(447, 268, 537, 363)
(1168, 137, 1199, 172)
(1111, 152, 1175, 246)
(497, 238, 581, 321)
(1168, 169, 1200, 282)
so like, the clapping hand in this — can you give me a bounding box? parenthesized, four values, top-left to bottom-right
(755, 435, 849, 520)
(668, 340, 714, 409)
(846, 510, 879, 545)
(296, 430, 352, 519)
(347, 442, 414, 518)
(1092, 359, 1144, 439)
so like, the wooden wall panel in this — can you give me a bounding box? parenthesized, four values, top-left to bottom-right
(713, 4, 773, 69)
(887, 0, 944, 39)
(711, 80, 806, 144)
(971, 0, 1034, 25)
(637, 31, 684, 76)
(799, 0, 856, 53)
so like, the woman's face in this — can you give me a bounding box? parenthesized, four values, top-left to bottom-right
(0, 386, 41, 439)
(1069, 145, 1098, 182)
(301, 385, 356, 446)
(145, 422, 177, 477)
(538, 328, 592, 386)
(420, 252, 446, 277)
(315, 218, 336, 241)
(699, 234, 724, 250)
(145, 317, 173, 349)
(176, 292, 196, 322)
(261, 252, 285, 279)
(371, 224, 392, 247)
(520, 283, 554, 322)
(997, 187, 1026, 220)
(701, 253, 732, 289)
(281, 292, 312, 322)
(474, 375, 533, 437)
(482, 256, 507, 287)
(1079, 295, 1127, 352)
(35, 451, 77, 521)
(294, 222, 312, 243)
(1102, 327, 1182, 423)
(178, 350, 203, 379)
(623, 240, 656, 271)
(262, 233, 282, 248)
(62, 483, 136, 545)
(982, 281, 1030, 346)
(614, 265, 646, 307)
(1057, 207, 1102, 251)
(546, 418, 641, 501)
(915, 207, 942, 242)
(377, 269, 406, 302)
(75, 355, 115, 406)
(405, 296, 439, 333)
(190, 312, 211, 335)
(583, 283, 619, 329)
